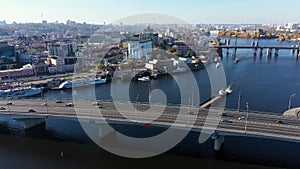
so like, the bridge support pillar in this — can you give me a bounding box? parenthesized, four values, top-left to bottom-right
(266, 48, 273, 57)
(275, 48, 279, 57)
(211, 133, 225, 151)
(291, 47, 295, 55)
(232, 48, 237, 58)
(216, 48, 223, 57)
(259, 48, 263, 57)
(226, 48, 229, 57)
(13, 117, 46, 130)
(253, 48, 257, 56)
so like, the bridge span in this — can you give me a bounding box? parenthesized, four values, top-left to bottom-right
(210, 44, 300, 58)
(1, 99, 300, 151)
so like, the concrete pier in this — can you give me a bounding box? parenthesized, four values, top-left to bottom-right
(232, 48, 237, 58)
(211, 133, 225, 151)
(266, 48, 272, 57)
(253, 48, 257, 56)
(259, 48, 263, 56)
(275, 48, 279, 56)
(13, 117, 46, 130)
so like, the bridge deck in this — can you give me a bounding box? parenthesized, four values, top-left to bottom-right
(211, 45, 298, 50)
(1, 99, 300, 142)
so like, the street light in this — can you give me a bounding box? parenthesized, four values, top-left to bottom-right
(288, 93, 296, 110)
(245, 102, 249, 133)
(136, 95, 139, 122)
(187, 97, 191, 126)
(237, 90, 242, 112)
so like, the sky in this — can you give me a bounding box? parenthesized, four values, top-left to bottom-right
(1, 0, 300, 24)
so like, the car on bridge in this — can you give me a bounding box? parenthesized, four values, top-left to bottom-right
(187, 112, 196, 115)
(221, 118, 232, 123)
(0, 106, 6, 110)
(92, 102, 101, 106)
(65, 103, 74, 107)
(56, 100, 63, 103)
(276, 120, 283, 124)
(218, 112, 227, 116)
(6, 102, 13, 105)
(28, 109, 36, 113)
(41, 102, 48, 106)
(238, 116, 247, 121)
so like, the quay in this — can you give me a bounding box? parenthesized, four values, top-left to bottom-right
(1, 99, 300, 151)
(200, 95, 223, 109)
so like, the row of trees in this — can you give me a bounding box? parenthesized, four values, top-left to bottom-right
(218, 30, 275, 39)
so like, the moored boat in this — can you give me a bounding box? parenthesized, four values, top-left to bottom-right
(53, 77, 106, 90)
(0, 87, 44, 99)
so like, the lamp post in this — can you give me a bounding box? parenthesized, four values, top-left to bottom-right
(288, 93, 296, 110)
(245, 102, 249, 133)
(136, 95, 139, 122)
(237, 90, 241, 112)
(187, 97, 191, 126)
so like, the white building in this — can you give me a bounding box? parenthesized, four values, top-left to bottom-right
(47, 42, 77, 57)
(284, 22, 300, 31)
(128, 40, 152, 60)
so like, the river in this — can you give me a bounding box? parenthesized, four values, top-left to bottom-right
(43, 38, 300, 114)
(1, 38, 300, 168)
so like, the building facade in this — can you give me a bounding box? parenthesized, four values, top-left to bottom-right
(128, 40, 152, 60)
(0, 41, 16, 70)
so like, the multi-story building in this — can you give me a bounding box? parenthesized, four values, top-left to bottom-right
(0, 41, 16, 70)
(47, 42, 76, 57)
(128, 40, 153, 60)
(0, 64, 34, 78)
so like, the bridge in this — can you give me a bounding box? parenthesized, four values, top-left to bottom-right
(1, 99, 300, 151)
(210, 44, 300, 58)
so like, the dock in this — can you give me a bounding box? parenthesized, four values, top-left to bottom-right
(200, 95, 224, 109)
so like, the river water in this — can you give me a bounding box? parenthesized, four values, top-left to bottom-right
(44, 38, 300, 114)
(1, 38, 300, 168)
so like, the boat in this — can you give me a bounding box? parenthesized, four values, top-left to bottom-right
(172, 68, 188, 74)
(0, 87, 44, 99)
(138, 76, 151, 82)
(225, 85, 233, 94)
(54, 78, 106, 89)
(218, 89, 225, 96)
(234, 58, 239, 63)
(216, 62, 220, 68)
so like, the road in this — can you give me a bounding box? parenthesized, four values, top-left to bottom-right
(1, 99, 300, 141)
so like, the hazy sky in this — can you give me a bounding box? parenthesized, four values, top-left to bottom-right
(1, 0, 300, 24)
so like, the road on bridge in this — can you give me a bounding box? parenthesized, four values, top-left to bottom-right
(1, 99, 300, 141)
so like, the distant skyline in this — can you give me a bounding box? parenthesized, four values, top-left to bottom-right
(1, 0, 300, 24)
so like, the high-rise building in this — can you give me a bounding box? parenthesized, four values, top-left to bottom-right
(128, 40, 153, 60)
(47, 42, 76, 57)
(0, 41, 16, 70)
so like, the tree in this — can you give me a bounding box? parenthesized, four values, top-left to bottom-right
(186, 51, 191, 57)
(8, 65, 14, 70)
(97, 63, 105, 72)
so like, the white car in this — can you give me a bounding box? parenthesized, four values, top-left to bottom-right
(238, 117, 247, 121)
(41, 102, 48, 106)
(65, 103, 74, 107)
(92, 102, 101, 105)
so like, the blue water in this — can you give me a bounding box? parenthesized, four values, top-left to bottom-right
(42, 39, 300, 114)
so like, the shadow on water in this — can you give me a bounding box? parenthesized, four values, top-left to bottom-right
(0, 115, 297, 168)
